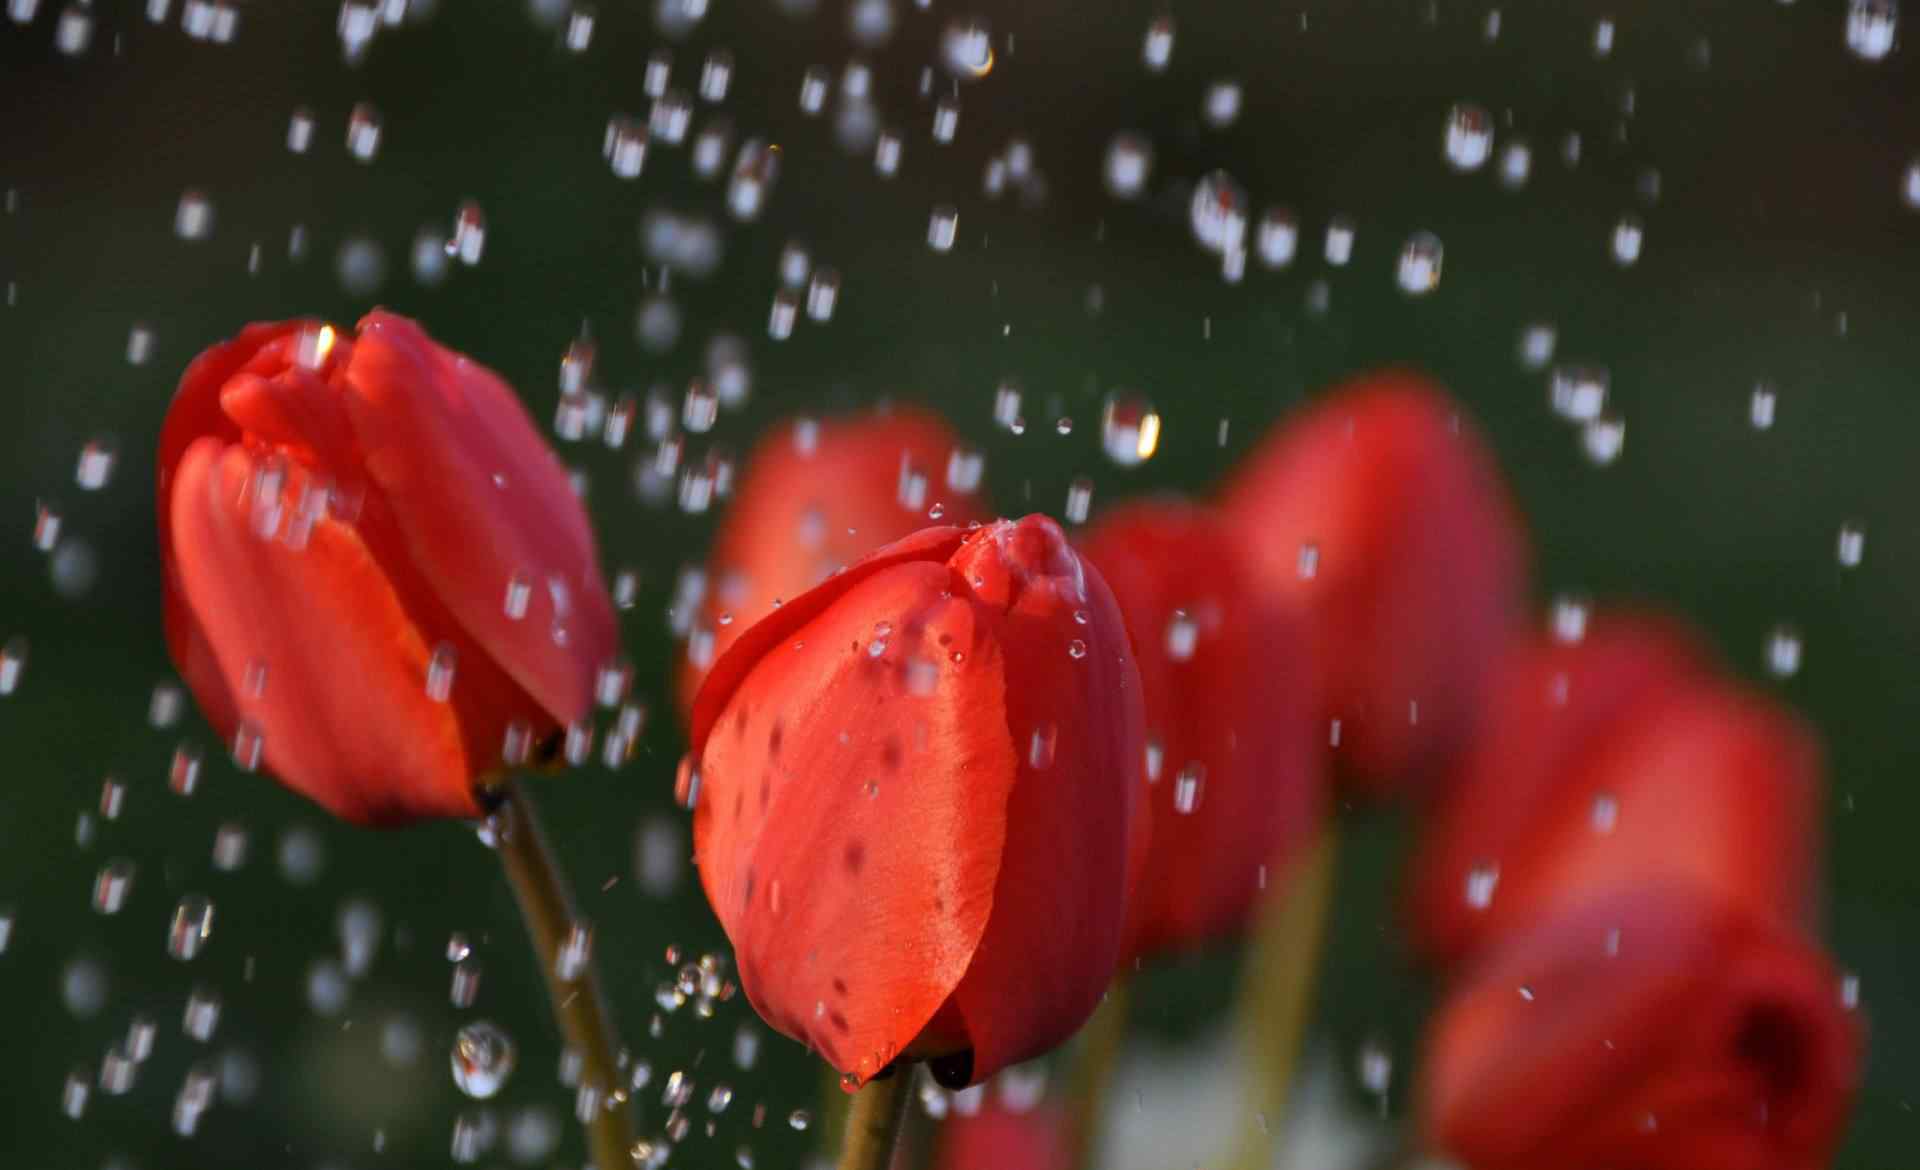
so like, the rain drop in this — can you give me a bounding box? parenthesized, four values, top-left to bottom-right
(167, 895, 214, 961)
(1443, 103, 1493, 171)
(1396, 231, 1443, 294)
(452, 1021, 517, 1099)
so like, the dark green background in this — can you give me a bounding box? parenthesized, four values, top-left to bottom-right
(2, 0, 1915, 1166)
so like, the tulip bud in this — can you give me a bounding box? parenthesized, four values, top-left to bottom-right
(157, 314, 617, 824)
(1420, 885, 1862, 1170)
(1221, 371, 1526, 797)
(684, 516, 1146, 1087)
(1406, 614, 1821, 966)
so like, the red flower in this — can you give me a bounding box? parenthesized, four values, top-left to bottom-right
(1220, 371, 1526, 796)
(1405, 615, 1823, 967)
(1419, 884, 1863, 1170)
(157, 313, 617, 825)
(675, 407, 987, 721)
(934, 1103, 1071, 1170)
(1079, 500, 1324, 961)
(682, 516, 1145, 1087)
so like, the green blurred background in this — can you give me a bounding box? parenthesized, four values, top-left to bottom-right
(3, 0, 1917, 1165)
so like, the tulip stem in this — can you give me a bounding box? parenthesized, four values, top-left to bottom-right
(837, 1067, 912, 1170)
(1064, 977, 1132, 1169)
(1229, 829, 1340, 1170)
(494, 779, 636, 1170)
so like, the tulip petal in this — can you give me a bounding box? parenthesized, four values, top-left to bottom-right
(158, 320, 311, 680)
(693, 559, 1013, 1083)
(341, 311, 616, 726)
(940, 516, 1147, 1083)
(677, 409, 987, 720)
(168, 438, 482, 823)
(689, 525, 969, 749)
(1421, 886, 1861, 1170)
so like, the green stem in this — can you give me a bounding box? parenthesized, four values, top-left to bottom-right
(494, 779, 636, 1170)
(1228, 829, 1341, 1170)
(837, 1069, 912, 1170)
(1064, 978, 1132, 1170)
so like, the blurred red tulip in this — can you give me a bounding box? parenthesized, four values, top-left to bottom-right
(1220, 371, 1526, 797)
(1420, 884, 1862, 1170)
(682, 516, 1146, 1087)
(674, 407, 988, 721)
(1405, 615, 1822, 967)
(157, 313, 617, 825)
(1079, 500, 1325, 961)
(934, 1103, 1071, 1170)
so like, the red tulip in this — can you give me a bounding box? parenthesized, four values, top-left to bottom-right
(1079, 500, 1324, 961)
(1220, 371, 1526, 797)
(157, 313, 617, 825)
(1405, 615, 1822, 967)
(682, 516, 1146, 1087)
(934, 1103, 1071, 1170)
(675, 407, 988, 721)
(1419, 884, 1863, 1170)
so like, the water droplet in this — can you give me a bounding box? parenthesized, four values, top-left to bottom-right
(1203, 80, 1242, 128)
(940, 17, 994, 78)
(788, 1108, 812, 1131)
(62, 1068, 89, 1118)
(1610, 215, 1644, 266)
(1765, 625, 1803, 679)
(926, 203, 962, 253)
(174, 189, 213, 240)
(1101, 393, 1161, 466)
(1027, 724, 1058, 769)
(1750, 383, 1777, 430)
(806, 268, 840, 322)
(1324, 217, 1356, 266)
(1104, 132, 1152, 199)
(1396, 231, 1444, 294)
(169, 743, 203, 796)
(347, 102, 383, 161)
(1581, 415, 1627, 466)
(1189, 170, 1247, 254)
(1590, 792, 1619, 834)
(452, 1021, 517, 1099)
(0, 636, 26, 696)
(605, 116, 648, 178)
(1592, 16, 1616, 57)
(182, 985, 221, 1042)
(1172, 763, 1205, 814)
(1549, 366, 1609, 426)
(426, 642, 457, 701)
(1256, 207, 1298, 268)
(1443, 103, 1493, 171)
(1063, 476, 1093, 524)
(1164, 610, 1199, 661)
(167, 895, 214, 961)
(92, 859, 135, 914)
(1142, 14, 1174, 71)
(1847, 0, 1897, 61)
(1837, 521, 1866, 568)
(1464, 863, 1500, 910)
(1550, 594, 1590, 644)
(1357, 1039, 1392, 1095)
(452, 200, 486, 265)
(75, 438, 116, 490)
(1498, 140, 1532, 188)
